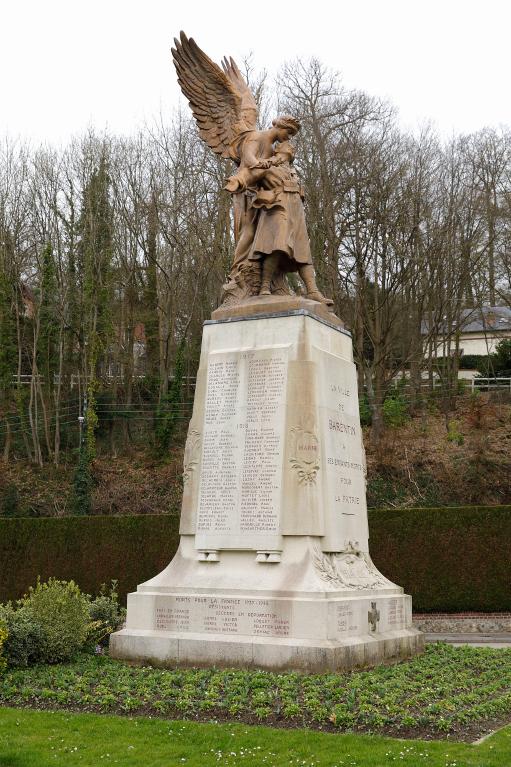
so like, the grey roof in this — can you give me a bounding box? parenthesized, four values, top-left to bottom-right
(457, 306, 511, 333)
(422, 306, 511, 336)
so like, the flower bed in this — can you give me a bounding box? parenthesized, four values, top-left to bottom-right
(1, 644, 511, 742)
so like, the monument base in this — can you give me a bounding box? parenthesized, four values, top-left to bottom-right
(110, 537, 423, 672)
(110, 304, 423, 672)
(110, 629, 423, 673)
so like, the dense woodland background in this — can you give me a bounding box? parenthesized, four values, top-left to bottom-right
(1, 59, 511, 513)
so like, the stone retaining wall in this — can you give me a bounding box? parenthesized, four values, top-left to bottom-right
(413, 613, 511, 633)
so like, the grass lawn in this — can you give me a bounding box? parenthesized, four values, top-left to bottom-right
(1, 644, 511, 741)
(0, 707, 510, 767)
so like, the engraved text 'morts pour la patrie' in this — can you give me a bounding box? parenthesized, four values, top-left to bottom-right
(109, 33, 423, 671)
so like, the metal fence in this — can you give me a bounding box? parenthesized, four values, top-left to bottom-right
(471, 377, 511, 392)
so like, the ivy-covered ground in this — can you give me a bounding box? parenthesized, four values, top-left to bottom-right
(1, 644, 511, 742)
(1, 707, 511, 767)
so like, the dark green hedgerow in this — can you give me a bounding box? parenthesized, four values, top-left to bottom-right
(368, 505, 511, 613)
(0, 507, 510, 612)
(1, 645, 511, 739)
(0, 515, 180, 605)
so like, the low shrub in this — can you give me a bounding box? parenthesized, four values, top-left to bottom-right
(476, 338, 511, 377)
(0, 578, 126, 666)
(366, 474, 407, 508)
(383, 395, 409, 427)
(359, 396, 372, 426)
(446, 419, 464, 445)
(88, 581, 126, 646)
(0, 603, 46, 668)
(458, 354, 488, 370)
(21, 578, 91, 663)
(0, 622, 7, 674)
(1, 483, 19, 517)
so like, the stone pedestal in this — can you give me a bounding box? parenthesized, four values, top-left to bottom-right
(110, 300, 423, 671)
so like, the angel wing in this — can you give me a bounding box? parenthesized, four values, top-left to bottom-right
(172, 31, 258, 160)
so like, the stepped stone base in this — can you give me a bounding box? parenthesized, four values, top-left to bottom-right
(110, 538, 423, 672)
(111, 627, 423, 672)
(110, 308, 423, 672)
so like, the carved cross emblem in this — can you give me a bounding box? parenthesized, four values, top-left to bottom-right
(368, 602, 380, 632)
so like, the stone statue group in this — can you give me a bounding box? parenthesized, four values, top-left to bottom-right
(172, 32, 333, 309)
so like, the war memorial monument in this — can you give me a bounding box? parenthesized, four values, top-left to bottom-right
(110, 33, 423, 671)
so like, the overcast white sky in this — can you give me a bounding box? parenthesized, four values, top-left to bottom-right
(2, 0, 510, 144)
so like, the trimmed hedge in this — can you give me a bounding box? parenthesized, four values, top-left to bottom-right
(368, 506, 511, 613)
(0, 516, 180, 606)
(0, 507, 509, 612)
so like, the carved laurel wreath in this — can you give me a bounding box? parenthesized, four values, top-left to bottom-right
(312, 546, 388, 590)
(289, 426, 320, 485)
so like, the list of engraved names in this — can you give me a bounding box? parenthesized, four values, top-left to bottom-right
(155, 596, 291, 637)
(197, 348, 288, 541)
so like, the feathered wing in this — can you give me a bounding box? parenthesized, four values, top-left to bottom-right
(172, 31, 258, 160)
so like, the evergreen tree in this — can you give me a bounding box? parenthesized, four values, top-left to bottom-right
(70, 152, 114, 510)
(144, 194, 160, 385)
(77, 152, 114, 462)
(80, 154, 114, 354)
(0, 263, 18, 460)
(71, 447, 93, 516)
(155, 338, 185, 456)
(493, 339, 511, 376)
(37, 244, 58, 381)
(0, 268, 17, 395)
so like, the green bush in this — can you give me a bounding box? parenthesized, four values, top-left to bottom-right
(446, 419, 464, 445)
(88, 581, 126, 645)
(71, 449, 93, 516)
(382, 394, 409, 427)
(476, 339, 511, 377)
(366, 474, 407, 508)
(0, 622, 7, 674)
(0, 603, 46, 668)
(21, 578, 90, 663)
(493, 338, 511, 376)
(0, 578, 126, 666)
(359, 396, 372, 426)
(1, 483, 19, 517)
(458, 354, 489, 370)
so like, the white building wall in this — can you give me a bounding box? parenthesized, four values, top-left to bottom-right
(458, 335, 502, 355)
(433, 331, 511, 358)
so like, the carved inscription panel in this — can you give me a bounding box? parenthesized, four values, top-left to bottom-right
(386, 598, 405, 629)
(154, 596, 291, 637)
(313, 347, 369, 551)
(196, 346, 289, 549)
(335, 603, 358, 634)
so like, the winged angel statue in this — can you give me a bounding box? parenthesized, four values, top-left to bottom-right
(172, 32, 333, 309)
